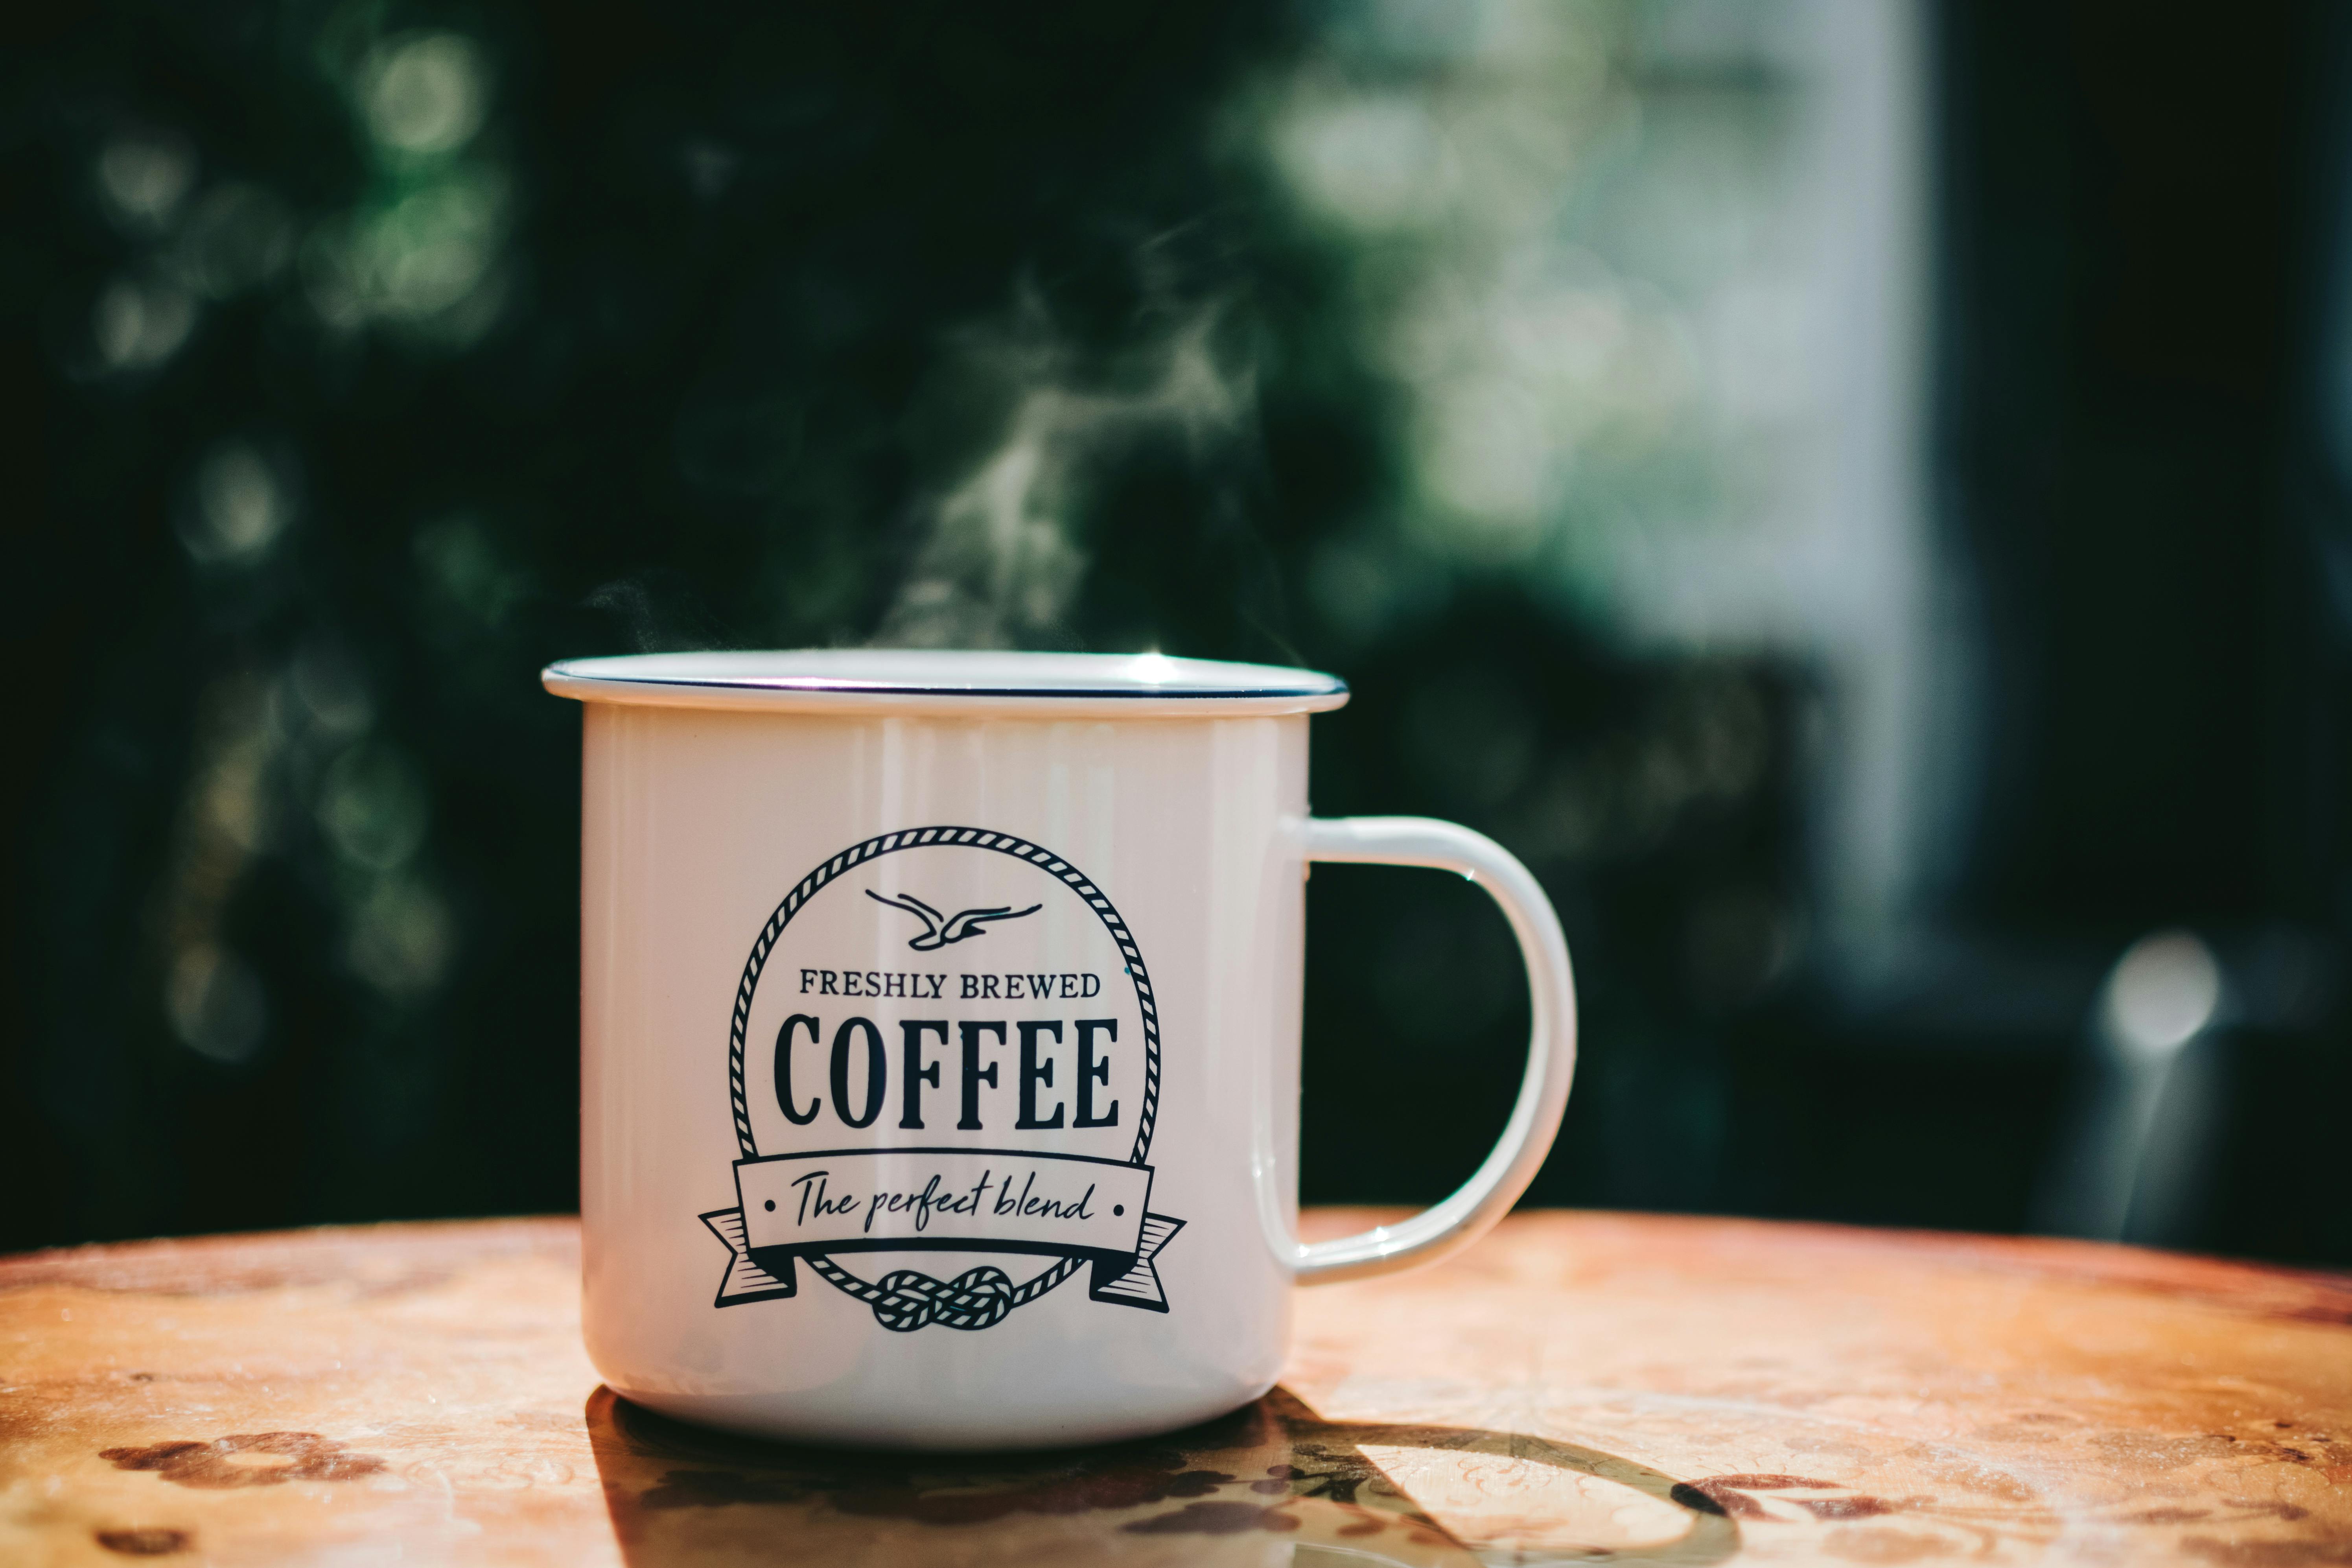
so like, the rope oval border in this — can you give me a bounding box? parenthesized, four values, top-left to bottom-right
(725, 826, 1162, 1320)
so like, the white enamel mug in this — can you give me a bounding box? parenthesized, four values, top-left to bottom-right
(543, 650, 1576, 1450)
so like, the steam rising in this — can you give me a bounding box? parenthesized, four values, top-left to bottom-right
(877, 292, 1256, 649)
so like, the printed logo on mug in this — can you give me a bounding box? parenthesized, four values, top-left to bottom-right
(545, 651, 1575, 1450)
(701, 824, 1185, 1328)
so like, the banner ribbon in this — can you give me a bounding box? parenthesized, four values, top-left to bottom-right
(699, 1148, 1182, 1315)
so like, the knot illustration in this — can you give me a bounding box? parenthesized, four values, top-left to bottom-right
(869, 1265, 1016, 1332)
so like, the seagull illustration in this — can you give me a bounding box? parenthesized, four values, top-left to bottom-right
(865, 890, 1042, 951)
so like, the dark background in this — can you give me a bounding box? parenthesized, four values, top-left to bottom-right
(4, 1, 2347, 1265)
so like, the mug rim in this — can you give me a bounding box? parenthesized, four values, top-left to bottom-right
(542, 649, 1350, 717)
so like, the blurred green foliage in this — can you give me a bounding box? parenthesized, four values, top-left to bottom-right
(0, 0, 1803, 1248)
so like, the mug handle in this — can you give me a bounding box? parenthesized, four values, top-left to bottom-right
(1291, 816, 1578, 1284)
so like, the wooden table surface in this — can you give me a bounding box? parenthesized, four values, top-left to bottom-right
(1, 1211, 2346, 1567)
